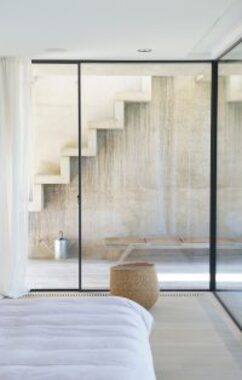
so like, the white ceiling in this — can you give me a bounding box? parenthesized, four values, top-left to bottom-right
(0, 0, 242, 60)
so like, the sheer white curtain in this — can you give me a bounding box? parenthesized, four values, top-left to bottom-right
(0, 58, 31, 298)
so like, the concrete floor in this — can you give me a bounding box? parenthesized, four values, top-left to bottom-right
(26, 249, 210, 289)
(26, 248, 242, 290)
(150, 292, 242, 379)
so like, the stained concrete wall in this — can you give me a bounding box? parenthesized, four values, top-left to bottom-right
(29, 158, 79, 258)
(81, 76, 211, 258)
(29, 75, 212, 258)
(217, 76, 242, 241)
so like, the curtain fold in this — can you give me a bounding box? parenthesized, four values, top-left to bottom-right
(0, 58, 31, 298)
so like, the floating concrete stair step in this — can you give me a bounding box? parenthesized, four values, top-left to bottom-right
(29, 153, 76, 211)
(116, 91, 151, 102)
(35, 156, 70, 185)
(88, 119, 121, 130)
(61, 147, 78, 157)
(35, 174, 69, 185)
(28, 184, 44, 212)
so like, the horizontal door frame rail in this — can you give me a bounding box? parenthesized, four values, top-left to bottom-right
(213, 289, 242, 292)
(30, 288, 207, 292)
(32, 59, 213, 64)
(30, 289, 109, 292)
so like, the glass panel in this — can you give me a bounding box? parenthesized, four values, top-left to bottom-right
(216, 51, 242, 326)
(221, 41, 242, 60)
(81, 63, 211, 289)
(26, 64, 79, 289)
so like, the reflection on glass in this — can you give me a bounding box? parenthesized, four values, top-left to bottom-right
(26, 64, 79, 289)
(81, 63, 211, 289)
(216, 43, 242, 327)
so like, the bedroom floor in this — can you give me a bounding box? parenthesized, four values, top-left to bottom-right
(150, 292, 242, 380)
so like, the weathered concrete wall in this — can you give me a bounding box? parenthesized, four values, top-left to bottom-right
(217, 77, 242, 241)
(29, 76, 212, 258)
(29, 159, 79, 258)
(81, 76, 211, 258)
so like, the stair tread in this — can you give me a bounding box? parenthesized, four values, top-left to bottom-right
(116, 91, 151, 102)
(61, 147, 78, 156)
(35, 174, 69, 185)
(88, 119, 122, 130)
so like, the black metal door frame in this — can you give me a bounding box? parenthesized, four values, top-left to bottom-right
(209, 61, 218, 291)
(29, 58, 219, 293)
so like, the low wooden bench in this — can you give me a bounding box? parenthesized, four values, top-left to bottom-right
(105, 236, 242, 263)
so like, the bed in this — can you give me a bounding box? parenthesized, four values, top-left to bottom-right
(0, 296, 156, 380)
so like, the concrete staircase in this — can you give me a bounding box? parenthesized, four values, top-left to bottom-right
(29, 77, 152, 212)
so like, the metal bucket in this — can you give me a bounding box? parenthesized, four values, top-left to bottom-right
(54, 231, 68, 260)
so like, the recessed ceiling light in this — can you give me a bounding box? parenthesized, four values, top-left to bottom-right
(196, 74, 204, 81)
(45, 48, 68, 53)
(137, 48, 152, 53)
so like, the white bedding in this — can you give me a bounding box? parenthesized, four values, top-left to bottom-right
(0, 296, 156, 380)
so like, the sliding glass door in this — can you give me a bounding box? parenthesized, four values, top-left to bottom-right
(27, 60, 212, 291)
(27, 64, 79, 289)
(216, 42, 242, 327)
(81, 63, 211, 290)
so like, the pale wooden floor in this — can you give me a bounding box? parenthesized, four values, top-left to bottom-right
(22, 292, 242, 379)
(215, 291, 242, 327)
(150, 292, 242, 379)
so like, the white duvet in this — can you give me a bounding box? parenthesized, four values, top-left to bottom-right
(0, 296, 156, 380)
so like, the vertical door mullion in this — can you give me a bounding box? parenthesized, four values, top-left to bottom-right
(78, 63, 82, 291)
(209, 61, 218, 291)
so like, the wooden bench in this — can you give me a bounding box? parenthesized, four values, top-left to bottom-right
(105, 236, 242, 263)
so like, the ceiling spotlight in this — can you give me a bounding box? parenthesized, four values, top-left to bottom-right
(45, 48, 68, 53)
(196, 74, 204, 81)
(137, 48, 152, 53)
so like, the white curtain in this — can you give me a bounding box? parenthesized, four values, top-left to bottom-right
(0, 58, 31, 298)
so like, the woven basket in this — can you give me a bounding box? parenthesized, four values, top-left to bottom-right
(110, 262, 159, 309)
